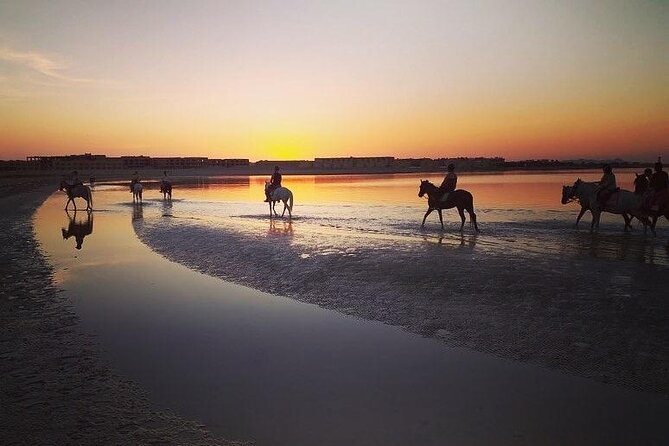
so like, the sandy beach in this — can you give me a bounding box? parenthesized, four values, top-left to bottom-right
(3, 172, 668, 445)
(0, 180, 239, 445)
(135, 211, 669, 394)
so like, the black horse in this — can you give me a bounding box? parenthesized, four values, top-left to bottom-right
(59, 180, 93, 211)
(418, 180, 479, 232)
(160, 180, 172, 200)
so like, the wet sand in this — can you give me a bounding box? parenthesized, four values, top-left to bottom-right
(33, 190, 669, 445)
(136, 206, 669, 395)
(0, 182, 238, 445)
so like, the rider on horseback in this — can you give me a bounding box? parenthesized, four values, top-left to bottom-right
(439, 163, 457, 202)
(130, 171, 140, 192)
(594, 164, 617, 208)
(648, 157, 668, 211)
(264, 165, 282, 202)
(69, 170, 83, 187)
(160, 170, 172, 189)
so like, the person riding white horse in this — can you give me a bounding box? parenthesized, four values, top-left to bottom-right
(264, 180, 293, 219)
(562, 177, 652, 232)
(264, 165, 282, 202)
(592, 164, 617, 211)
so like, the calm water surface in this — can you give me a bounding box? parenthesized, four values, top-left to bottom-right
(34, 170, 668, 445)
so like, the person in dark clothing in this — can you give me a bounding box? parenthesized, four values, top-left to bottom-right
(264, 165, 282, 202)
(634, 168, 652, 195)
(648, 158, 669, 211)
(650, 159, 668, 191)
(438, 163, 457, 201)
(69, 170, 83, 187)
(595, 164, 617, 207)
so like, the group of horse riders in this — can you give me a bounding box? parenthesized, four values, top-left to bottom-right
(128, 170, 172, 192)
(594, 158, 668, 213)
(61, 158, 666, 231)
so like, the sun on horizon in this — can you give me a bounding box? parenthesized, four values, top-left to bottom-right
(0, 1, 667, 162)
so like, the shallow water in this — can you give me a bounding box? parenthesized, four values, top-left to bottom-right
(34, 170, 669, 445)
(113, 169, 668, 265)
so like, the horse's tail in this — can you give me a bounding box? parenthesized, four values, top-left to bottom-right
(288, 191, 294, 213)
(466, 191, 480, 232)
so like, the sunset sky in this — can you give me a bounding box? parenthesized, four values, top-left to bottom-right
(1, 1, 667, 161)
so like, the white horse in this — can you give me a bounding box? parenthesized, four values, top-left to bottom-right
(131, 181, 143, 204)
(561, 179, 652, 232)
(59, 180, 93, 211)
(265, 182, 293, 218)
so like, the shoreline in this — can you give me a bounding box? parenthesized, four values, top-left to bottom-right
(0, 182, 239, 445)
(0, 164, 653, 183)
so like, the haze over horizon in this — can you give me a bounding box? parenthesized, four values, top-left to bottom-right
(1, 1, 667, 162)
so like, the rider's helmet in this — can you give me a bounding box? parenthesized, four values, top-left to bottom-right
(603, 164, 612, 174)
(447, 163, 455, 172)
(655, 156, 663, 172)
(274, 165, 280, 171)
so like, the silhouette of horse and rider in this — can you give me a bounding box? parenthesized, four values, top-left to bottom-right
(418, 163, 480, 233)
(59, 171, 93, 211)
(562, 159, 668, 233)
(264, 165, 294, 219)
(58, 160, 667, 237)
(61, 210, 93, 250)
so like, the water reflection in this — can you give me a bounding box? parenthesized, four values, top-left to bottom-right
(268, 219, 293, 236)
(132, 204, 143, 221)
(60, 210, 93, 250)
(161, 199, 173, 217)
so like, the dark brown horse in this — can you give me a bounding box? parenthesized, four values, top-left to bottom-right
(160, 180, 172, 200)
(59, 180, 93, 211)
(418, 180, 479, 232)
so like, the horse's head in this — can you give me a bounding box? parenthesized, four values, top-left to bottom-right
(418, 180, 429, 198)
(59, 180, 68, 191)
(61, 228, 69, 239)
(561, 180, 581, 204)
(561, 185, 572, 204)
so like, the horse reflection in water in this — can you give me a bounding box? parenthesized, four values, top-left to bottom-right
(268, 219, 293, 236)
(61, 210, 93, 250)
(132, 203, 144, 221)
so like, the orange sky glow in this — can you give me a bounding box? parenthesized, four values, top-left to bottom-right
(1, 1, 667, 161)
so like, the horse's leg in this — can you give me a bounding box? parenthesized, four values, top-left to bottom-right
(64, 197, 71, 210)
(574, 207, 587, 228)
(421, 208, 433, 228)
(457, 207, 465, 232)
(281, 200, 287, 217)
(590, 210, 598, 232)
(437, 209, 445, 230)
(468, 208, 480, 233)
(622, 214, 631, 232)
